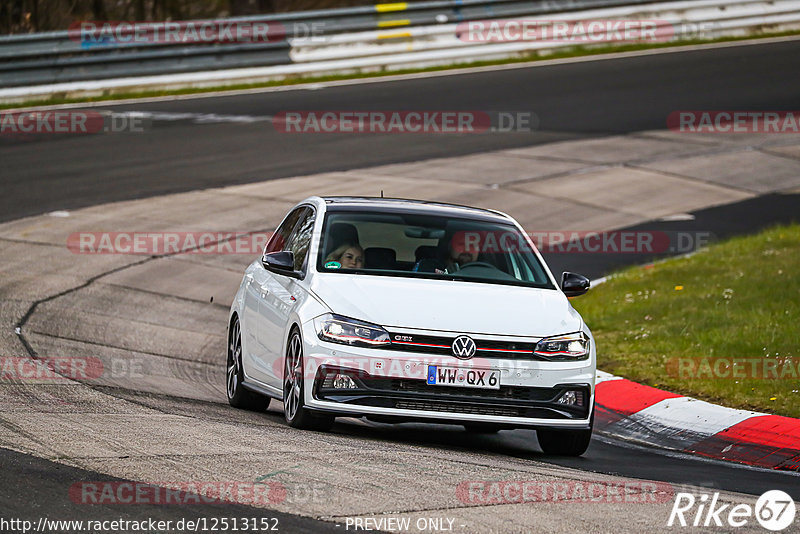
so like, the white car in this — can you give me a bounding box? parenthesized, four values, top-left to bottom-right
(227, 197, 596, 455)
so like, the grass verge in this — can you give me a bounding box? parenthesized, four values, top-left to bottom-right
(572, 224, 800, 418)
(2, 30, 800, 110)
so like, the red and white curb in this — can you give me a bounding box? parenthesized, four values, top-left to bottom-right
(594, 371, 800, 471)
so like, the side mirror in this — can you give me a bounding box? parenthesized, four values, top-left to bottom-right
(561, 272, 590, 297)
(262, 251, 297, 276)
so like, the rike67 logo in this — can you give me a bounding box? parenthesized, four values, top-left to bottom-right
(668, 490, 796, 531)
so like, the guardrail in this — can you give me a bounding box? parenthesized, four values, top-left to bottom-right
(0, 0, 798, 100)
(0, 0, 678, 87)
(289, 0, 800, 63)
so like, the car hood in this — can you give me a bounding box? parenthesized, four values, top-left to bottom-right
(309, 274, 583, 337)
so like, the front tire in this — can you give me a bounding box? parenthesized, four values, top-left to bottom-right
(283, 328, 334, 431)
(537, 410, 593, 456)
(227, 316, 270, 411)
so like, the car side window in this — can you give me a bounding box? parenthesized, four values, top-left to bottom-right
(285, 208, 315, 272)
(265, 207, 305, 254)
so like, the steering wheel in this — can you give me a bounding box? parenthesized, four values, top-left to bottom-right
(456, 261, 499, 272)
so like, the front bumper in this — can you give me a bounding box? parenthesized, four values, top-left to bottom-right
(300, 321, 595, 429)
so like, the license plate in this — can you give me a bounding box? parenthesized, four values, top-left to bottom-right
(426, 365, 500, 390)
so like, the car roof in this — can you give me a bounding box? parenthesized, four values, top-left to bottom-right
(321, 196, 511, 223)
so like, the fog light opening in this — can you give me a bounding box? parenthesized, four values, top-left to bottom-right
(333, 374, 357, 389)
(322, 371, 358, 389)
(557, 390, 584, 406)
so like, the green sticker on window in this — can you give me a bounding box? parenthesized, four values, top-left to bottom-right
(324, 261, 341, 269)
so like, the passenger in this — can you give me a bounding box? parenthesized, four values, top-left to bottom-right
(325, 243, 364, 269)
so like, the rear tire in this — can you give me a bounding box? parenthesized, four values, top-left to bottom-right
(536, 410, 593, 456)
(283, 328, 334, 431)
(227, 316, 270, 411)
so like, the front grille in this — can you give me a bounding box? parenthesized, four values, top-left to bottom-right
(384, 331, 539, 358)
(395, 400, 522, 417)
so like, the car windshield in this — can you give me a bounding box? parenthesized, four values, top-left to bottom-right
(317, 210, 554, 289)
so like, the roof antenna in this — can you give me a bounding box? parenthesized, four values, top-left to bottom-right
(380, 190, 384, 198)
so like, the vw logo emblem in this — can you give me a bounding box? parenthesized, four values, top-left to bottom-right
(452, 335, 476, 359)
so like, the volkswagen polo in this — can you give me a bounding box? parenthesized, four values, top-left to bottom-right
(226, 196, 596, 455)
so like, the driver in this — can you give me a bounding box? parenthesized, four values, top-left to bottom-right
(445, 231, 480, 272)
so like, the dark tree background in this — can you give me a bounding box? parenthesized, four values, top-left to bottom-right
(1, 0, 378, 34)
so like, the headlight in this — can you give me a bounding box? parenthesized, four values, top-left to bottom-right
(534, 332, 590, 360)
(314, 313, 390, 347)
